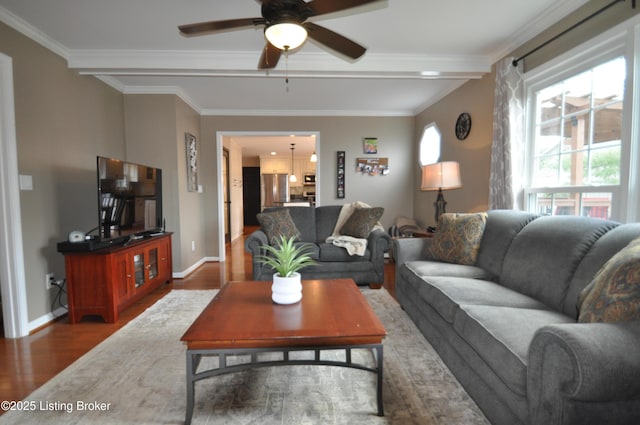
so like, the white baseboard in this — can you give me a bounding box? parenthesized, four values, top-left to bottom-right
(28, 257, 219, 331)
(28, 306, 68, 333)
(173, 256, 219, 279)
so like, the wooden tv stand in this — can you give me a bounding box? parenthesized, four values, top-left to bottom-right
(61, 233, 173, 323)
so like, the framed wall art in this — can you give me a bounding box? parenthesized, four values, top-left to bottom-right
(363, 137, 378, 154)
(185, 132, 198, 192)
(337, 151, 345, 199)
(356, 157, 389, 176)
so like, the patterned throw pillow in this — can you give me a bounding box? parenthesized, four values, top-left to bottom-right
(340, 207, 384, 239)
(257, 208, 300, 245)
(577, 236, 640, 323)
(427, 212, 488, 265)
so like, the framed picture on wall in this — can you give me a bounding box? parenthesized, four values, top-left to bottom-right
(337, 151, 345, 199)
(185, 132, 198, 192)
(356, 157, 389, 176)
(363, 137, 378, 154)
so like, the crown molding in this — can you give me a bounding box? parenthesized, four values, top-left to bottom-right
(122, 85, 202, 113)
(489, 0, 591, 63)
(0, 5, 69, 59)
(199, 108, 415, 117)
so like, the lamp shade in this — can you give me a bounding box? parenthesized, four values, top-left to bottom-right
(265, 22, 308, 50)
(421, 161, 462, 191)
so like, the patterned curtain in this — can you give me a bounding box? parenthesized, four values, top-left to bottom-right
(489, 57, 524, 210)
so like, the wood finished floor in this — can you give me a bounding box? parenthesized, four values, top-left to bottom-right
(0, 228, 396, 408)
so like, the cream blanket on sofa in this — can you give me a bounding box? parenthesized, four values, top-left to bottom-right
(325, 201, 384, 256)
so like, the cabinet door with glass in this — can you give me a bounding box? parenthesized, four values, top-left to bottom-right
(133, 251, 146, 288)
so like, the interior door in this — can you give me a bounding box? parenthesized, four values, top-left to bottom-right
(243, 167, 261, 226)
(223, 148, 231, 243)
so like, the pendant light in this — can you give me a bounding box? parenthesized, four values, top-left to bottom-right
(310, 151, 317, 162)
(289, 143, 297, 182)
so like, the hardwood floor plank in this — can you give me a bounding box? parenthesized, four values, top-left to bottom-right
(0, 227, 396, 411)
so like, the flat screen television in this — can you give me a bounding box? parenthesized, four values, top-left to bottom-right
(97, 156, 163, 242)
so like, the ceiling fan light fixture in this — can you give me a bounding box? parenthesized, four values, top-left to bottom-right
(265, 22, 307, 50)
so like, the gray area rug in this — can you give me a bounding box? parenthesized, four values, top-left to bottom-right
(0, 288, 488, 425)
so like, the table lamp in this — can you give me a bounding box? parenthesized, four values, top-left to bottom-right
(421, 161, 462, 223)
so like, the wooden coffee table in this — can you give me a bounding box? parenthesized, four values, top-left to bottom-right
(180, 279, 387, 424)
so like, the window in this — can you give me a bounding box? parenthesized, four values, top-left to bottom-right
(419, 123, 441, 166)
(528, 57, 624, 219)
(523, 17, 640, 222)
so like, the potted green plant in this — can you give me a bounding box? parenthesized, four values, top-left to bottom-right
(257, 235, 316, 304)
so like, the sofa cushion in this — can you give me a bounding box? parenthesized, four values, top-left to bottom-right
(295, 242, 320, 261)
(315, 205, 342, 242)
(340, 206, 384, 238)
(318, 243, 370, 262)
(414, 275, 550, 324)
(578, 236, 640, 323)
(257, 208, 301, 245)
(404, 261, 489, 280)
(500, 216, 619, 315)
(427, 212, 487, 265)
(475, 210, 539, 280)
(454, 305, 573, 396)
(283, 206, 317, 242)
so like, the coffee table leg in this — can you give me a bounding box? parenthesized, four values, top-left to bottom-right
(185, 350, 195, 425)
(376, 344, 384, 416)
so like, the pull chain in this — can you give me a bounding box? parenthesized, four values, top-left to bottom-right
(284, 46, 290, 92)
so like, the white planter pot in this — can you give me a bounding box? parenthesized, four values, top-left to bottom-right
(271, 272, 302, 304)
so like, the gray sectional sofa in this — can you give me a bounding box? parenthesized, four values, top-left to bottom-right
(245, 205, 391, 285)
(393, 210, 640, 425)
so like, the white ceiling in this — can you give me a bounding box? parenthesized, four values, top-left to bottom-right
(1, 0, 590, 158)
(0, 0, 589, 118)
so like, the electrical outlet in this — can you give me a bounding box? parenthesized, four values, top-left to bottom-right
(45, 273, 55, 290)
(191, 241, 196, 252)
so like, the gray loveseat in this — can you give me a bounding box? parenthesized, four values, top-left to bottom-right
(245, 205, 391, 285)
(393, 209, 640, 425)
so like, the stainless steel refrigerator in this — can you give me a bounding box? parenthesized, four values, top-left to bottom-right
(260, 174, 289, 210)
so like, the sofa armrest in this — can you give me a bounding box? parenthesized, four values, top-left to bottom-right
(244, 229, 269, 280)
(528, 321, 640, 425)
(391, 237, 432, 265)
(245, 229, 268, 253)
(368, 229, 391, 258)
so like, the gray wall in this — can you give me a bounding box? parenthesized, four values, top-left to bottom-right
(124, 94, 204, 274)
(201, 115, 416, 258)
(4, 0, 634, 327)
(1, 21, 126, 323)
(414, 75, 495, 228)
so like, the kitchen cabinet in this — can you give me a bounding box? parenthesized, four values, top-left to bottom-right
(260, 157, 289, 174)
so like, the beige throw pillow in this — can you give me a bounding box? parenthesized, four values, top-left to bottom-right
(578, 236, 640, 323)
(427, 212, 488, 265)
(257, 208, 301, 245)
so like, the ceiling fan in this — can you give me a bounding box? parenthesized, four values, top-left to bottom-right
(178, 0, 382, 69)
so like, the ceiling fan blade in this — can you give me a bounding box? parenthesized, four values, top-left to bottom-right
(306, 0, 381, 17)
(304, 22, 366, 59)
(179, 17, 263, 36)
(258, 42, 282, 69)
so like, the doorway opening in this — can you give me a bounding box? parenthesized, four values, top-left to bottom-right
(216, 131, 320, 261)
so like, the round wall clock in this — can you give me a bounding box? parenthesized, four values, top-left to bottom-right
(455, 113, 472, 140)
